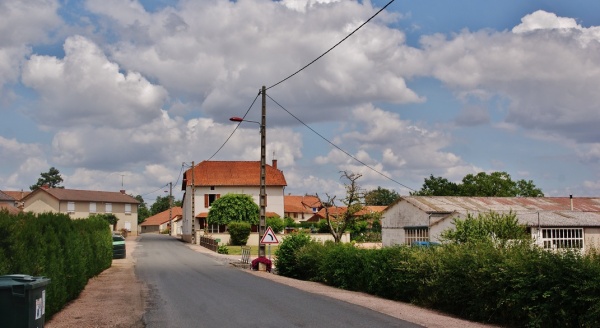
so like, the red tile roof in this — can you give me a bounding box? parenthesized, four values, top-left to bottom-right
(2, 190, 30, 201)
(141, 207, 182, 226)
(0, 204, 20, 215)
(23, 188, 140, 204)
(182, 161, 286, 188)
(284, 195, 321, 213)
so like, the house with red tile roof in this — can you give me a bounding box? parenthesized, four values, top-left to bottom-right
(21, 186, 140, 235)
(308, 205, 387, 223)
(284, 195, 322, 223)
(140, 206, 182, 234)
(179, 160, 287, 243)
(0, 190, 20, 215)
(382, 196, 600, 253)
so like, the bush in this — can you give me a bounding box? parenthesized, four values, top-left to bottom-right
(275, 232, 313, 278)
(0, 211, 112, 319)
(281, 238, 600, 327)
(284, 217, 297, 228)
(266, 216, 284, 233)
(217, 245, 229, 254)
(227, 221, 251, 246)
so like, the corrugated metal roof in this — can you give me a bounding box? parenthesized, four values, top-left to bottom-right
(401, 196, 600, 227)
(403, 196, 600, 213)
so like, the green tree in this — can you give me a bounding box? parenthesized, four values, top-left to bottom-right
(316, 171, 364, 243)
(364, 187, 400, 206)
(30, 167, 64, 190)
(207, 193, 259, 225)
(135, 195, 151, 224)
(440, 211, 528, 245)
(410, 175, 460, 196)
(412, 172, 544, 197)
(150, 195, 182, 216)
(266, 216, 284, 233)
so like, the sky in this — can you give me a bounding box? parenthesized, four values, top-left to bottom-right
(2, 0, 600, 204)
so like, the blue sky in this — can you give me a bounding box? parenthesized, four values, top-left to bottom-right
(1, 0, 600, 203)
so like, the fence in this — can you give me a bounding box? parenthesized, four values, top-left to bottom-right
(241, 246, 251, 264)
(200, 236, 219, 252)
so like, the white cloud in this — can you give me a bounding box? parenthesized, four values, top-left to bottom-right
(21, 35, 168, 129)
(84, 0, 420, 123)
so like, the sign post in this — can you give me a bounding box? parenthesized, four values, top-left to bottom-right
(260, 226, 279, 260)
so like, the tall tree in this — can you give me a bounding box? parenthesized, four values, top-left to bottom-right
(316, 171, 364, 243)
(30, 167, 64, 190)
(150, 195, 182, 216)
(364, 187, 400, 206)
(410, 175, 460, 196)
(135, 195, 151, 224)
(207, 194, 259, 225)
(412, 172, 544, 197)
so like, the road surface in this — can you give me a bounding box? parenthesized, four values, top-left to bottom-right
(136, 234, 422, 328)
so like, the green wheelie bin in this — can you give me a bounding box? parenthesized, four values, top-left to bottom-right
(0, 274, 51, 328)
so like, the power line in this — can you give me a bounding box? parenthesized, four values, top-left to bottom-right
(267, 0, 396, 91)
(205, 90, 261, 161)
(138, 183, 170, 198)
(266, 93, 415, 192)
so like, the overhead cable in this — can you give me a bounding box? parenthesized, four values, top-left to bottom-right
(267, 94, 415, 192)
(267, 0, 396, 91)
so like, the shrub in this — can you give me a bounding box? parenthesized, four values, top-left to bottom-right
(0, 211, 112, 319)
(227, 221, 251, 246)
(266, 216, 284, 233)
(217, 245, 229, 254)
(275, 232, 313, 278)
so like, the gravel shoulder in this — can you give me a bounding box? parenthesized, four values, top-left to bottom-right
(46, 236, 498, 328)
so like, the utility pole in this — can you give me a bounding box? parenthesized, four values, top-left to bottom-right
(169, 181, 173, 236)
(191, 161, 195, 243)
(259, 85, 266, 259)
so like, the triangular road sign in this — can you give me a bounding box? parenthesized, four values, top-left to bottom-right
(260, 226, 279, 244)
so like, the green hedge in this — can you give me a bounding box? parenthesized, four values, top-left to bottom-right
(276, 237, 600, 327)
(0, 210, 112, 318)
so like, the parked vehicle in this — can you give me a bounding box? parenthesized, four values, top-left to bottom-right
(112, 233, 126, 259)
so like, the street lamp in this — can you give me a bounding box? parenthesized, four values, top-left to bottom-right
(229, 86, 267, 260)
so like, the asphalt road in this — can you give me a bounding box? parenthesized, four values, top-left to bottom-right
(135, 234, 423, 328)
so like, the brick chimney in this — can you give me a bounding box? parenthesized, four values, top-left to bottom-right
(41, 184, 50, 190)
(120, 190, 126, 194)
(272, 159, 277, 169)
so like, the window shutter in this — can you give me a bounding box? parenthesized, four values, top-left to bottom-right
(217, 194, 220, 199)
(204, 194, 209, 208)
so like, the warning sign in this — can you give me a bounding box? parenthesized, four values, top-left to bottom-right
(260, 226, 279, 244)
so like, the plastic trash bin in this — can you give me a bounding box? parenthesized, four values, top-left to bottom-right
(0, 274, 51, 328)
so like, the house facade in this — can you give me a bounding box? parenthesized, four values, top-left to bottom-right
(382, 196, 600, 253)
(180, 160, 287, 243)
(22, 186, 140, 235)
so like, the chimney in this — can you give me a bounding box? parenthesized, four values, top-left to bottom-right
(41, 184, 50, 190)
(570, 195, 573, 211)
(272, 159, 277, 169)
(120, 190, 126, 194)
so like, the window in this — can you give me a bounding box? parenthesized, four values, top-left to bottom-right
(208, 224, 221, 233)
(540, 228, 584, 250)
(105, 203, 112, 213)
(125, 204, 131, 215)
(67, 201, 75, 213)
(404, 227, 429, 245)
(89, 202, 96, 213)
(204, 194, 220, 208)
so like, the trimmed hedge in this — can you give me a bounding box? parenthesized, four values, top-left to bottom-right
(276, 236, 600, 327)
(0, 210, 112, 318)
